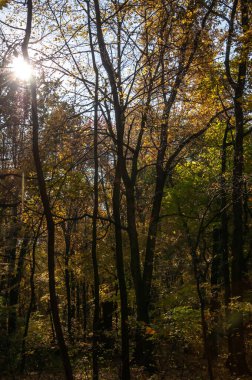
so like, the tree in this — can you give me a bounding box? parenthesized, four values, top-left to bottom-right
(223, 0, 250, 374)
(21, 1, 73, 378)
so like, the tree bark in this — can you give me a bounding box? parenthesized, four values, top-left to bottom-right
(63, 227, 73, 339)
(87, 5, 101, 377)
(20, 221, 41, 373)
(224, 0, 249, 374)
(92, 2, 130, 377)
(208, 228, 222, 359)
(22, 1, 73, 378)
(6, 205, 18, 335)
(112, 163, 130, 380)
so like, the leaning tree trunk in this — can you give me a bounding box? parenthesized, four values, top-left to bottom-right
(22, 1, 73, 378)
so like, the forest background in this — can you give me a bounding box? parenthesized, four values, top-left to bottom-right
(0, 0, 251, 379)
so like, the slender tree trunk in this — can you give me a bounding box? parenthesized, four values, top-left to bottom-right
(70, 269, 76, 320)
(20, 223, 41, 373)
(113, 163, 130, 380)
(196, 275, 214, 380)
(220, 124, 231, 307)
(87, 5, 100, 377)
(63, 228, 73, 339)
(177, 203, 214, 380)
(124, 184, 147, 327)
(143, 172, 166, 313)
(225, 0, 249, 374)
(228, 96, 248, 374)
(22, 2, 73, 378)
(220, 123, 234, 365)
(91, 68, 100, 380)
(92, 2, 130, 377)
(82, 281, 88, 336)
(208, 228, 222, 359)
(76, 283, 80, 320)
(8, 232, 29, 336)
(6, 205, 18, 335)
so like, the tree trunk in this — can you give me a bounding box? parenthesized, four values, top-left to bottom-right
(6, 206, 18, 335)
(82, 281, 88, 336)
(62, 228, 73, 339)
(92, 2, 130, 377)
(20, 224, 40, 373)
(9, 232, 29, 336)
(220, 124, 231, 307)
(226, 0, 249, 374)
(87, 5, 101, 377)
(112, 163, 130, 380)
(22, 2, 73, 378)
(208, 228, 222, 360)
(228, 91, 248, 375)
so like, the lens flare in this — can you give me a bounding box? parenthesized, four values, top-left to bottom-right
(11, 56, 33, 81)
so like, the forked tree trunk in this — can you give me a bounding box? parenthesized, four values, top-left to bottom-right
(92, 2, 130, 378)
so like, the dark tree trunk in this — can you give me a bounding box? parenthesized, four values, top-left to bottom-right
(220, 123, 234, 365)
(177, 204, 214, 380)
(225, 0, 249, 374)
(92, 2, 130, 377)
(112, 163, 130, 380)
(65, 261, 72, 337)
(22, 2, 73, 378)
(82, 281, 88, 336)
(91, 86, 100, 380)
(20, 223, 41, 373)
(63, 228, 73, 339)
(70, 269, 76, 320)
(143, 172, 166, 313)
(102, 302, 114, 330)
(196, 276, 214, 380)
(6, 206, 18, 335)
(76, 283, 80, 320)
(87, 4, 101, 377)
(208, 228, 222, 359)
(220, 124, 231, 307)
(9, 232, 29, 336)
(124, 184, 147, 326)
(228, 97, 248, 374)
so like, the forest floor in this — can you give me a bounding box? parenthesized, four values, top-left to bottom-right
(1, 371, 252, 380)
(2, 358, 252, 380)
(1, 340, 251, 380)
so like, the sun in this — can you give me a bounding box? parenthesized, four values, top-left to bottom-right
(11, 56, 33, 81)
